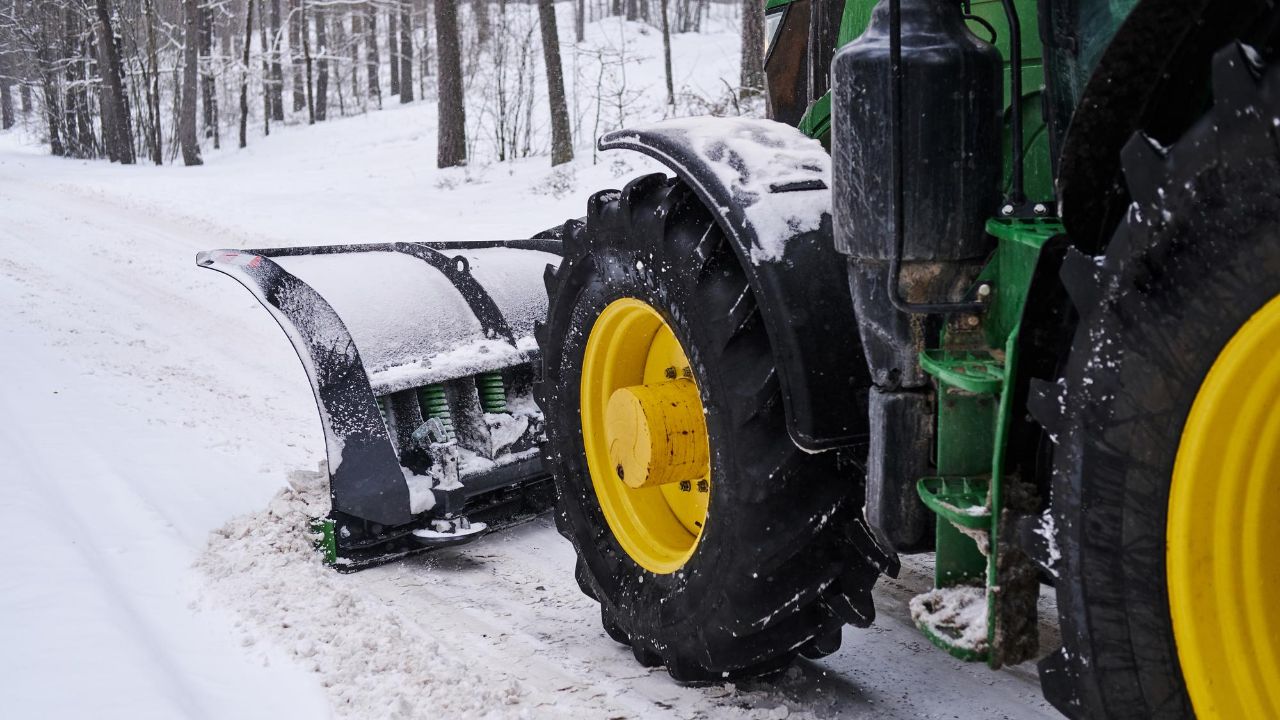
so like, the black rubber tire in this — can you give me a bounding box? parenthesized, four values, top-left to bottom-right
(536, 173, 884, 681)
(1039, 43, 1280, 719)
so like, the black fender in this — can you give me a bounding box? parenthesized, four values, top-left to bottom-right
(1055, 0, 1277, 250)
(599, 118, 870, 452)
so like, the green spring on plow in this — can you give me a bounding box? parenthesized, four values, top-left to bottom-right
(417, 384, 456, 440)
(477, 372, 507, 414)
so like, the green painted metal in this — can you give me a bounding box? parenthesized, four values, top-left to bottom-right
(311, 516, 338, 565)
(918, 476, 991, 530)
(919, 350, 1004, 395)
(916, 616, 989, 663)
(797, 92, 831, 143)
(766, 0, 790, 11)
(477, 372, 508, 414)
(417, 384, 455, 440)
(917, 217, 1062, 663)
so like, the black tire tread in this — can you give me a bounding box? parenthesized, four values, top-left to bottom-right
(537, 175, 881, 681)
(1041, 42, 1280, 719)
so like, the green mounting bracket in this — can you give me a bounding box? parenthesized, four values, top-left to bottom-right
(919, 351, 1005, 395)
(913, 217, 1062, 666)
(918, 476, 992, 530)
(311, 516, 338, 565)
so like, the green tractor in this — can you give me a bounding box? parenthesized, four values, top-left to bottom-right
(202, 0, 1280, 716)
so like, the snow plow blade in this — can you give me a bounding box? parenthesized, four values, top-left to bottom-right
(196, 240, 561, 570)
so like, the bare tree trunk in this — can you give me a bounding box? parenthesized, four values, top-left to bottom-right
(21, 83, 32, 115)
(575, 0, 584, 42)
(398, 3, 413, 102)
(314, 5, 327, 120)
(364, 1, 381, 106)
(239, 0, 253, 146)
(388, 2, 399, 95)
(302, 0, 315, 122)
(661, 0, 673, 106)
(67, 10, 97, 158)
(290, 0, 305, 111)
(269, 0, 284, 119)
(36, 12, 64, 156)
(259, 0, 271, 134)
(94, 0, 135, 163)
(739, 0, 763, 98)
(417, 0, 428, 96)
(625, 0, 637, 21)
(433, 0, 465, 167)
(349, 8, 361, 100)
(200, 3, 219, 147)
(537, 0, 572, 165)
(0, 44, 13, 130)
(181, 0, 203, 165)
(144, 0, 163, 163)
(471, 0, 490, 46)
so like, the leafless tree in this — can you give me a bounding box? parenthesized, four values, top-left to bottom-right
(200, 1, 218, 147)
(181, 0, 203, 165)
(313, 4, 327, 120)
(388, 1, 398, 94)
(239, 0, 253, 146)
(739, 0, 762, 98)
(364, 0, 380, 105)
(433, 0, 465, 167)
(661, 0, 673, 106)
(93, 0, 134, 162)
(471, 0, 490, 46)
(398, 1, 412, 102)
(302, 0, 314, 122)
(0, 33, 13, 130)
(290, 0, 305, 111)
(268, 0, 284, 119)
(143, 0, 163, 163)
(258, 0, 271, 134)
(536, 0, 571, 165)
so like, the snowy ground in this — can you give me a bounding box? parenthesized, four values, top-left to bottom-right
(2, 11, 1056, 718)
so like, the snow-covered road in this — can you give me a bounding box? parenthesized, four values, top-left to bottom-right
(1, 111, 1057, 718)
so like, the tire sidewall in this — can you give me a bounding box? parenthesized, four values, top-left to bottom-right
(546, 239, 759, 644)
(1053, 103, 1280, 715)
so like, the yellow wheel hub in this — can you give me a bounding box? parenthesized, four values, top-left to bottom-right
(581, 298, 711, 574)
(1170, 293, 1280, 719)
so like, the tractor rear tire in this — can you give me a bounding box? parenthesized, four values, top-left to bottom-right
(1041, 43, 1280, 719)
(536, 174, 884, 681)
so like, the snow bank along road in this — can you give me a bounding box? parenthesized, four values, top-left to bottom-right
(0, 122, 1057, 718)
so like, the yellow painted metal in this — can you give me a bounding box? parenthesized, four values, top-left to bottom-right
(606, 379, 710, 489)
(1169, 293, 1280, 719)
(581, 298, 712, 574)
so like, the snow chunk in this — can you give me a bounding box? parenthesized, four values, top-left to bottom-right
(909, 585, 989, 654)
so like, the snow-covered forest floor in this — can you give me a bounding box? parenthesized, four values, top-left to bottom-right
(3, 10, 1057, 720)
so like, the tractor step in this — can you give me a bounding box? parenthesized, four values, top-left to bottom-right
(919, 350, 1004, 395)
(917, 476, 991, 529)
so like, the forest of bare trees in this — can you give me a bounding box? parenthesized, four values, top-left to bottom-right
(0, 0, 761, 169)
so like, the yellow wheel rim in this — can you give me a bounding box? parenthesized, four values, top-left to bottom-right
(1170, 293, 1280, 719)
(581, 298, 711, 574)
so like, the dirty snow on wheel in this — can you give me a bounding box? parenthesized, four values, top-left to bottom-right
(1, 4, 1056, 718)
